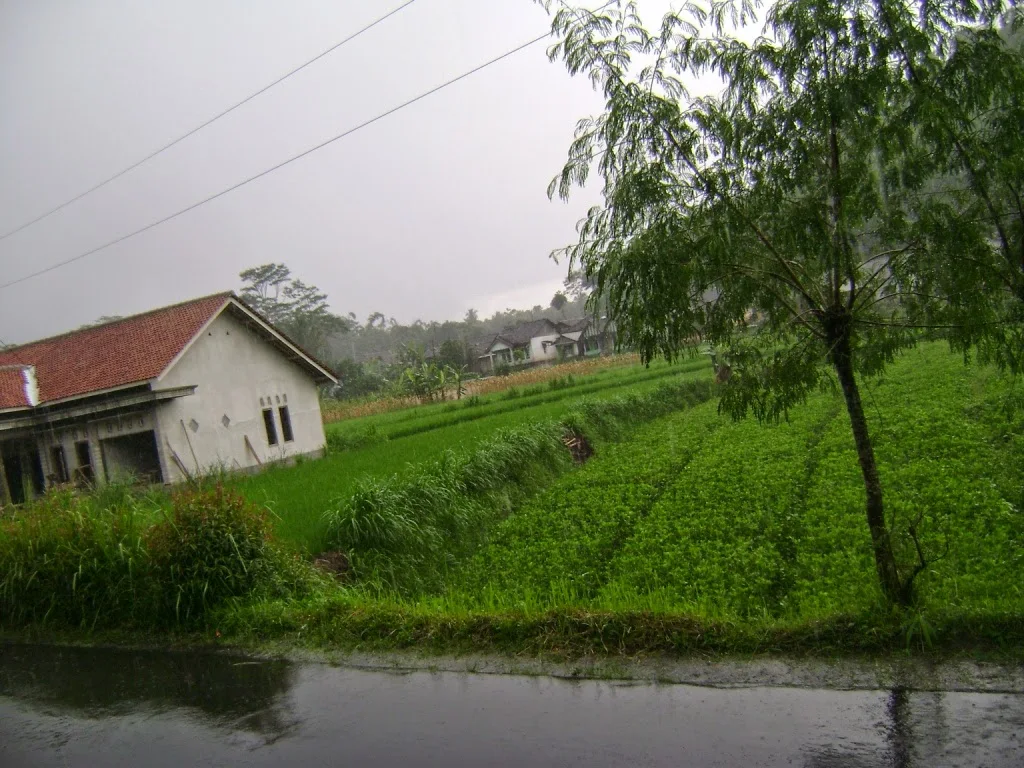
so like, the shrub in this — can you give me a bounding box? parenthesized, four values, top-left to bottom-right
(146, 486, 288, 625)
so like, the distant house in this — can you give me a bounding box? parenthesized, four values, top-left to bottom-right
(0, 293, 336, 504)
(475, 317, 618, 374)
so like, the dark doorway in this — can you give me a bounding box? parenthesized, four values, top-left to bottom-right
(1, 447, 24, 504)
(0, 440, 45, 504)
(50, 445, 70, 484)
(74, 441, 95, 486)
(100, 431, 163, 484)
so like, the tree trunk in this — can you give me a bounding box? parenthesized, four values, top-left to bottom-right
(828, 329, 907, 606)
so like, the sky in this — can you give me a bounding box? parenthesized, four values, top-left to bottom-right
(0, 0, 637, 343)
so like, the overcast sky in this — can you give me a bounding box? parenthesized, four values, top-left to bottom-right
(0, 0, 644, 343)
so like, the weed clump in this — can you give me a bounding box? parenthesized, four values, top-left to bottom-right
(326, 424, 388, 453)
(0, 485, 319, 631)
(147, 486, 296, 625)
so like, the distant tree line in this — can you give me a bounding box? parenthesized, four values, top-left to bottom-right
(237, 263, 598, 400)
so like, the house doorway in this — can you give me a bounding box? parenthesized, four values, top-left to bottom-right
(100, 431, 163, 484)
(0, 439, 45, 504)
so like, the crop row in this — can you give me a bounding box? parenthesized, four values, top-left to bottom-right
(452, 400, 727, 608)
(790, 346, 1024, 618)
(437, 344, 1023, 623)
(327, 356, 710, 440)
(596, 395, 838, 617)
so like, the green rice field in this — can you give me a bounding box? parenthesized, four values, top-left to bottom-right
(236, 357, 713, 552)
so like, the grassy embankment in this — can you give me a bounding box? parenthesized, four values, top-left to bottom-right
(237, 357, 711, 551)
(3, 345, 1022, 658)
(220, 344, 1024, 656)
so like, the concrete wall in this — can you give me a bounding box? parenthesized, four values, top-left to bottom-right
(529, 334, 561, 362)
(155, 311, 326, 483)
(36, 410, 158, 486)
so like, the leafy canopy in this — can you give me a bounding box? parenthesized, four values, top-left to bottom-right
(541, 0, 1016, 418)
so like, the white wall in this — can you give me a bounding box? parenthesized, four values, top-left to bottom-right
(529, 334, 561, 362)
(156, 311, 327, 483)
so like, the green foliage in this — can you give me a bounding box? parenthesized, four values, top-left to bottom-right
(146, 487, 285, 625)
(436, 339, 468, 370)
(537, 0, 1023, 604)
(238, 263, 349, 359)
(0, 485, 319, 630)
(238, 361, 710, 551)
(434, 347, 1023, 625)
(327, 358, 389, 400)
(325, 424, 388, 453)
(548, 374, 576, 391)
(323, 378, 718, 594)
(325, 423, 571, 594)
(0, 488, 154, 628)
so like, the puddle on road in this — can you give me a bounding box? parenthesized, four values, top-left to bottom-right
(1, 643, 1021, 767)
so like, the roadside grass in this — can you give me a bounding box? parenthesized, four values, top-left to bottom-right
(236, 361, 712, 552)
(0, 486, 323, 632)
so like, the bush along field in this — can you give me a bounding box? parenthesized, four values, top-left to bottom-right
(3, 345, 1022, 658)
(220, 345, 1024, 657)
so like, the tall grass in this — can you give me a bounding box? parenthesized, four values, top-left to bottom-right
(0, 486, 320, 630)
(325, 422, 572, 595)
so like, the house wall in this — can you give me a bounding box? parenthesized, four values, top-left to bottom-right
(155, 311, 327, 483)
(529, 334, 561, 362)
(35, 409, 159, 486)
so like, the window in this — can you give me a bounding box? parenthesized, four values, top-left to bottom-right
(278, 406, 294, 443)
(74, 441, 94, 485)
(50, 445, 69, 484)
(262, 408, 278, 446)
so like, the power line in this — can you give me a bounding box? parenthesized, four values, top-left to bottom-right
(0, 0, 420, 244)
(0, 31, 551, 294)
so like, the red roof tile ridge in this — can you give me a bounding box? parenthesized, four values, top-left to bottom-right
(2, 290, 235, 353)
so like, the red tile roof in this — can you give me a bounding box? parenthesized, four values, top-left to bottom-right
(0, 293, 232, 409)
(0, 368, 31, 409)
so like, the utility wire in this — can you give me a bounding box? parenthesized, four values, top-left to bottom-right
(0, 0, 420, 243)
(0, 31, 551, 293)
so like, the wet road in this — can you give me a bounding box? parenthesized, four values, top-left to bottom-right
(0, 644, 1021, 767)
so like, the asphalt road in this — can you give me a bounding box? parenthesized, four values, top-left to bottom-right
(1, 644, 1021, 767)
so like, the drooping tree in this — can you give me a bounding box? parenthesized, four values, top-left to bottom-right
(878, 4, 1024, 372)
(238, 263, 349, 359)
(539, 0, 1013, 605)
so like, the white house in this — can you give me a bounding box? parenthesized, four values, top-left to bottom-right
(475, 318, 610, 373)
(0, 292, 336, 504)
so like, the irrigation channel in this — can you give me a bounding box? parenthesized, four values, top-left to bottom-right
(1, 644, 1022, 766)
